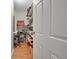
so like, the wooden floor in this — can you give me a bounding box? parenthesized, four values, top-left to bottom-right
(12, 43, 32, 59)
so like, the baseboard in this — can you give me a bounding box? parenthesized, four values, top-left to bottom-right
(11, 48, 14, 56)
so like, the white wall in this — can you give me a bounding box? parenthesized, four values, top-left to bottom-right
(11, 0, 14, 54)
(14, 11, 29, 32)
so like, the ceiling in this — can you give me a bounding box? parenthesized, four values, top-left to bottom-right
(14, 0, 32, 12)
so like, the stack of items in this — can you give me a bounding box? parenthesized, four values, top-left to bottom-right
(26, 4, 33, 48)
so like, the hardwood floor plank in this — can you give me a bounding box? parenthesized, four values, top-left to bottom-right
(12, 43, 32, 59)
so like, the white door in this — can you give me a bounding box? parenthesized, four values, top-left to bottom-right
(33, 0, 67, 59)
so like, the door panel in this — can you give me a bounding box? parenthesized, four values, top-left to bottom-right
(33, 0, 67, 59)
(33, 1, 43, 59)
(51, 0, 67, 38)
(37, 35, 67, 59)
(33, 44, 43, 59)
(35, 2, 42, 33)
(33, 4, 36, 33)
(50, 52, 59, 59)
(47, 37, 67, 59)
(42, 0, 51, 35)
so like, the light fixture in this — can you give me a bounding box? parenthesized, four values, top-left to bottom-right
(15, 0, 25, 3)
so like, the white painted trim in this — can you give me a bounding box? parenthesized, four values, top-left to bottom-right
(11, 48, 14, 56)
(50, 36, 67, 43)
